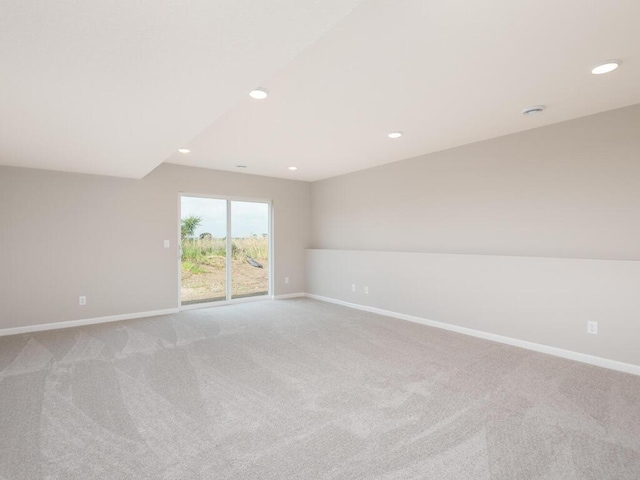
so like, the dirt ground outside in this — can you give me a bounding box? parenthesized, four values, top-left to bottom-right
(181, 256, 269, 304)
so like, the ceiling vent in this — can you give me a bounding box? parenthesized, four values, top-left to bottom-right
(522, 105, 546, 116)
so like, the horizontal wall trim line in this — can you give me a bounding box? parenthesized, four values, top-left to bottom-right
(0, 308, 180, 337)
(303, 293, 640, 377)
(305, 248, 640, 263)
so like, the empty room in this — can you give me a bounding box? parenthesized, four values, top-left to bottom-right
(1, 1, 640, 479)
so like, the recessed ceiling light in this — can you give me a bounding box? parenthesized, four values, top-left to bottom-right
(249, 88, 269, 100)
(178, 148, 190, 154)
(388, 132, 403, 139)
(591, 60, 621, 75)
(522, 105, 546, 116)
(288, 166, 298, 171)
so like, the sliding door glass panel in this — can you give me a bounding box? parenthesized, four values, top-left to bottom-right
(231, 201, 269, 299)
(180, 197, 227, 305)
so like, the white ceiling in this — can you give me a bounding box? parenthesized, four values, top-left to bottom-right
(0, 0, 364, 178)
(2, 1, 640, 181)
(169, 0, 640, 181)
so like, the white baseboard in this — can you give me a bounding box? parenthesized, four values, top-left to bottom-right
(274, 293, 306, 300)
(0, 294, 300, 336)
(6, 294, 638, 377)
(304, 293, 640, 377)
(0, 308, 179, 337)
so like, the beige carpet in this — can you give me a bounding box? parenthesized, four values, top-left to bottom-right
(1, 298, 639, 479)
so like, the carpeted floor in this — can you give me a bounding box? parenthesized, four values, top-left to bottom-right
(1, 298, 639, 479)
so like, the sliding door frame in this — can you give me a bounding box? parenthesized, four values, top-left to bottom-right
(177, 193, 274, 311)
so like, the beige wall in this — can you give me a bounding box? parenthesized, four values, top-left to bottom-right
(308, 104, 640, 367)
(2, 104, 639, 370)
(312, 104, 640, 260)
(307, 249, 640, 366)
(0, 163, 311, 329)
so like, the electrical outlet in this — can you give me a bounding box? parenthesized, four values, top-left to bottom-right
(351, 284, 356, 292)
(285, 276, 289, 284)
(79, 296, 87, 306)
(587, 321, 598, 335)
(164, 240, 170, 248)
(364, 286, 369, 294)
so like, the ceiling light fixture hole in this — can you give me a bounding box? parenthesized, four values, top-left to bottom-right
(591, 60, 621, 75)
(249, 88, 269, 100)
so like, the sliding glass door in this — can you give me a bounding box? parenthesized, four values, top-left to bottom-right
(180, 196, 270, 306)
(231, 201, 269, 299)
(180, 197, 227, 305)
